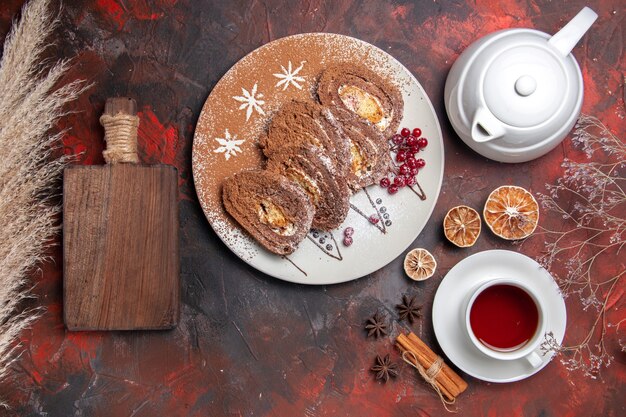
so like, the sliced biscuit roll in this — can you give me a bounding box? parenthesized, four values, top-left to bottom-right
(317, 64, 404, 137)
(222, 170, 314, 255)
(325, 106, 392, 192)
(259, 100, 350, 177)
(266, 144, 350, 231)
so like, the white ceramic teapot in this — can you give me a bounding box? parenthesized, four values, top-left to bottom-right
(444, 7, 597, 163)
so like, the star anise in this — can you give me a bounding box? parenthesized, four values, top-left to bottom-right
(365, 311, 388, 338)
(396, 294, 422, 324)
(370, 354, 398, 382)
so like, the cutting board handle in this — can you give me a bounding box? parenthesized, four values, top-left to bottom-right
(100, 97, 140, 164)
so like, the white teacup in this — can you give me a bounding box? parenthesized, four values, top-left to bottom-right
(465, 278, 547, 368)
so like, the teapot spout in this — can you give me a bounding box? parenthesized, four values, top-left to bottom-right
(548, 7, 597, 57)
(471, 106, 506, 143)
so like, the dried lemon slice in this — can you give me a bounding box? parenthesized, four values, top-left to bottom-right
(483, 185, 539, 240)
(443, 205, 481, 247)
(404, 248, 437, 281)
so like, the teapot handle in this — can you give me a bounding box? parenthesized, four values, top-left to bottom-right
(471, 106, 506, 143)
(548, 7, 597, 57)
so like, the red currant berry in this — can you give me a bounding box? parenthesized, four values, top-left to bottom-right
(410, 144, 421, 154)
(399, 163, 411, 175)
(369, 215, 380, 224)
(412, 128, 422, 138)
(416, 158, 426, 168)
(411, 166, 420, 176)
(396, 150, 407, 162)
(388, 184, 399, 194)
(344, 227, 354, 237)
(406, 156, 417, 168)
(400, 127, 410, 137)
(394, 175, 406, 187)
(417, 138, 428, 148)
(405, 175, 417, 186)
(391, 134, 404, 145)
(406, 135, 418, 147)
(343, 236, 353, 246)
(379, 177, 390, 188)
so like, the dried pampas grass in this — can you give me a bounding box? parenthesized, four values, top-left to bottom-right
(0, 0, 88, 403)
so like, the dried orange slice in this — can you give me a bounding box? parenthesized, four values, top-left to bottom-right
(404, 248, 437, 281)
(443, 205, 481, 247)
(483, 185, 539, 240)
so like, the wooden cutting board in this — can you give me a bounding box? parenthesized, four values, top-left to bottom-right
(63, 98, 179, 330)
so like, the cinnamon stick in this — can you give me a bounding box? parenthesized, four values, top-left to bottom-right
(406, 338, 459, 398)
(396, 332, 467, 400)
(407, 333, 468, 393)
(396, 334, 456, 400)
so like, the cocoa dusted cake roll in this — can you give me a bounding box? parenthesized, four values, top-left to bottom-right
(325, 106, 392, 192)
(222, 170, 314, 255)
(266, 144, 350, 231)
(317, 64, 404, 137)
(259, 100, 350, 177)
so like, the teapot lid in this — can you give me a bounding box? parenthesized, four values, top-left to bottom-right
(482, 37, 574, 129)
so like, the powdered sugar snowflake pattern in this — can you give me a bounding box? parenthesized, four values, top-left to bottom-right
(213, 129, 244, 160)
(233, 83, 265, 121)
(273, 61, 306, 91)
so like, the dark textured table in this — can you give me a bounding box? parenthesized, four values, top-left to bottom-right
(1, 0, 624, 416)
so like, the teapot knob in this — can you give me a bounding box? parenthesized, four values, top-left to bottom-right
(515, 75, 537, 96)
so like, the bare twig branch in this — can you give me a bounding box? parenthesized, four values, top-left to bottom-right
(537, 114, 624, 379)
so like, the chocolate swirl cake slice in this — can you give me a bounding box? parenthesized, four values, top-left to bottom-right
(259, 100, 350, 177)
(317, 64, 404, 137)
(325, 106, 392, 192)
(222, 170, 314, 255)
(266, 144, 350, 231)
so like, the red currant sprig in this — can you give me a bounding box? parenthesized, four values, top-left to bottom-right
(380, 126, 428, 194)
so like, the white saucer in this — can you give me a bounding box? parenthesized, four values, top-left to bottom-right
(432, 250, 566, 383)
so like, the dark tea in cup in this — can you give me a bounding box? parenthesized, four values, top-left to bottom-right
(469, 283, 539, 352)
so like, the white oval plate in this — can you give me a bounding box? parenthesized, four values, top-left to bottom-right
(432, 250, 567, 383)
(192, 33, 444, 285)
